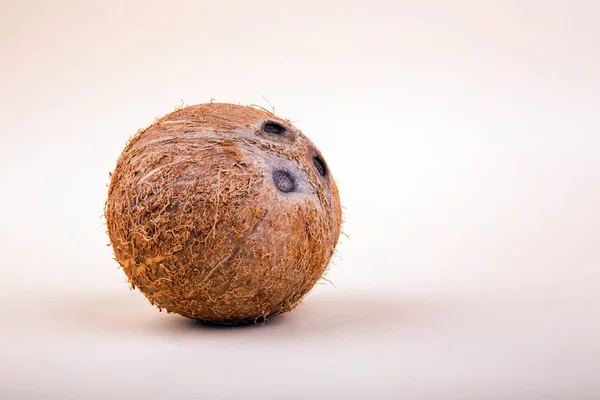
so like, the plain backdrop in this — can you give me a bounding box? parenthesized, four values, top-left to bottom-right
(0, 1, 599, 399)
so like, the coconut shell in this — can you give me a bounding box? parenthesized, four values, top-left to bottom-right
(105, 103, 342, 324)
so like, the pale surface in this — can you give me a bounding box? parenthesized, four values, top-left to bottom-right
(1, 1, 599, 399)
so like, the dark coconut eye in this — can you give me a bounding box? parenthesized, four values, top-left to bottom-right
(273, 170, 296, 193)
(263, 121, 286, 135)
(313, 156, 327, 177)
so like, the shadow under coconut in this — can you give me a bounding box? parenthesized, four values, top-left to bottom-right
(36, 289, 433, 338)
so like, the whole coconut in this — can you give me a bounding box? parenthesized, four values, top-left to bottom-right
(105, 103, 342, 324)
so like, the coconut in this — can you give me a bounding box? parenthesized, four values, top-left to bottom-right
(105, 103, 342, 324)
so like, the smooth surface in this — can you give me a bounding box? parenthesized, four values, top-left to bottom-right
(1, 288, 599, 399)
(1, 1, 599, 399)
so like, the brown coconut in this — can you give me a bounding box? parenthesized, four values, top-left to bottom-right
(105, 103, 342, 324)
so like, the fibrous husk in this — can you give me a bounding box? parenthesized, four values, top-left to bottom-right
(105, 103, 342, 324)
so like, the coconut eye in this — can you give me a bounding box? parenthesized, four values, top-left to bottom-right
(273, 170, 296, 193)
(313, 156, 327, 177)
(263, 121, 286, 135)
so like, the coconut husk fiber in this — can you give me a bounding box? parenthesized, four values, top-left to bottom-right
(105, 103, 342, 324)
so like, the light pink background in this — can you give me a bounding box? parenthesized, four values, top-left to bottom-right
(1, 1, 599, 399)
